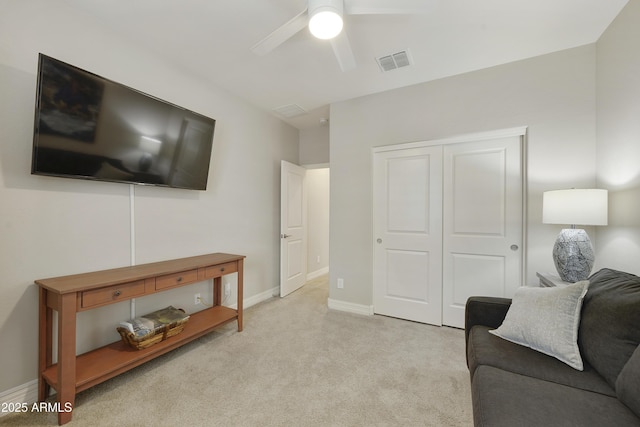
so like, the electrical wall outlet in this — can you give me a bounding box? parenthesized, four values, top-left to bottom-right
(194, 293, 201, 305)
(317, 255, 320, 263)
(224, 282, 231, 296)
(337, 278, 344, 289)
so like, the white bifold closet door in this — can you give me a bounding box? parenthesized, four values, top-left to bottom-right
(373, 131, 524, 328)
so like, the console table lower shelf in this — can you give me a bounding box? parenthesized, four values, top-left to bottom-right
(41, 306, 237, 393)
(36, 252, 245, 425)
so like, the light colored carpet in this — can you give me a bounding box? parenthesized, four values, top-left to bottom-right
(3, 275, 473, 426)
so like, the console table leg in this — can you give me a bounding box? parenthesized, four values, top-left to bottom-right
(213, 277, 222, 306)
(56, 293, 77, 425)
(237, 258, 243, 332)
(38, 288, 52, 401)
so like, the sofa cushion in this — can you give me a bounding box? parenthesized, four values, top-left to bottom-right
(617, 345, 640, 418)
(468, 325, 614, 397)
(489, 280, 589, 370)
(580, 268, 640, 387)
(471, 365, 640, 427)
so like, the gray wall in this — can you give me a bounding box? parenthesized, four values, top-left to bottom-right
(329, 45, 598, 307)
(596, 0, 640, 275)
(0, 2, 298, 393)
(300, 125, 330, 166)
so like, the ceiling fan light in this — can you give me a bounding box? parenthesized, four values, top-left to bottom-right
(309, 7, 343, 40)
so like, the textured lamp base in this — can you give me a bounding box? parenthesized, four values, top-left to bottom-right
(552, 228, 594, 283)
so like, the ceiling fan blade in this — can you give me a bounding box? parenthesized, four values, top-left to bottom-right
(251, 8, 309, 55)
(330, 30, 356, 72)
(344, 0, 438, 15)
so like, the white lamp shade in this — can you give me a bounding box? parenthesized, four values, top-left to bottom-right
(308, 0, 343, 40)
(542, 189, 608, 226)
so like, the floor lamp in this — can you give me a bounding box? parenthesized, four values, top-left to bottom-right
(542, 189, 608, 283)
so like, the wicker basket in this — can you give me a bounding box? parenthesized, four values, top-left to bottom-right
(117, 307, 189, 350)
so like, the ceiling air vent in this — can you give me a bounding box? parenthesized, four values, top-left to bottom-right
(376, 50, 412, 72)
(273, 104, 307, 118)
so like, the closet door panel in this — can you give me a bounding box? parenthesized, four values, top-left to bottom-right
(442, 136, 523, 328)
(373, 147, 443, 325)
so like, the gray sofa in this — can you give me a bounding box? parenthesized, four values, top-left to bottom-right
(465, 268, 640, 426)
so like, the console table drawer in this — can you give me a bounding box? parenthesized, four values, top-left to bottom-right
(205, 261, 238, 278)
(155, 269, 199, 290)
(80, 280, 146, 309)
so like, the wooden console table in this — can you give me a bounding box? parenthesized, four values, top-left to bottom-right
(36, 253, 245, 425)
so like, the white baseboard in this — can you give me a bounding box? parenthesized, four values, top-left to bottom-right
(245, 286, 279, 308)
(0, 379, 38, 418)
(306, 267, 329, 281)
(228, 286, 278, 310)
(327, 298, 374, 316)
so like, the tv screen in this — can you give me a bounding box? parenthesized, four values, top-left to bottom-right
(31, 54, 216, 190)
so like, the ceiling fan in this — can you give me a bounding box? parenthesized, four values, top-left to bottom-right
(251, 0, 437, 72)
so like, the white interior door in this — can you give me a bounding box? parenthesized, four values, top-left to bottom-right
(373, 146, 443, 325)
(442, 136, 523, 328)
(280, 161, 307, 297)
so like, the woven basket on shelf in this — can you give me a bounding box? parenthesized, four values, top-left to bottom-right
(117, 307, 189, 350)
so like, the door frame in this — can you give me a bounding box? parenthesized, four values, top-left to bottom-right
(371, 126, 528, 320)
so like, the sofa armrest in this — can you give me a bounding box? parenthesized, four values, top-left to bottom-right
(464, 296, 512, 345)
(465, 296, 512, 368)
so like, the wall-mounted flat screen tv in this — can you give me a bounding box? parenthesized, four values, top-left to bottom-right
(31, 54, 216, 190)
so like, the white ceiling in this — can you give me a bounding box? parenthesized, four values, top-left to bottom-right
(61, 0, 627, 130)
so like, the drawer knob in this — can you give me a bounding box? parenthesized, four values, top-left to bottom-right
(220, 267, 225, 272)
(113, 290, 122, 297)
(176, 276, 183, 282)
